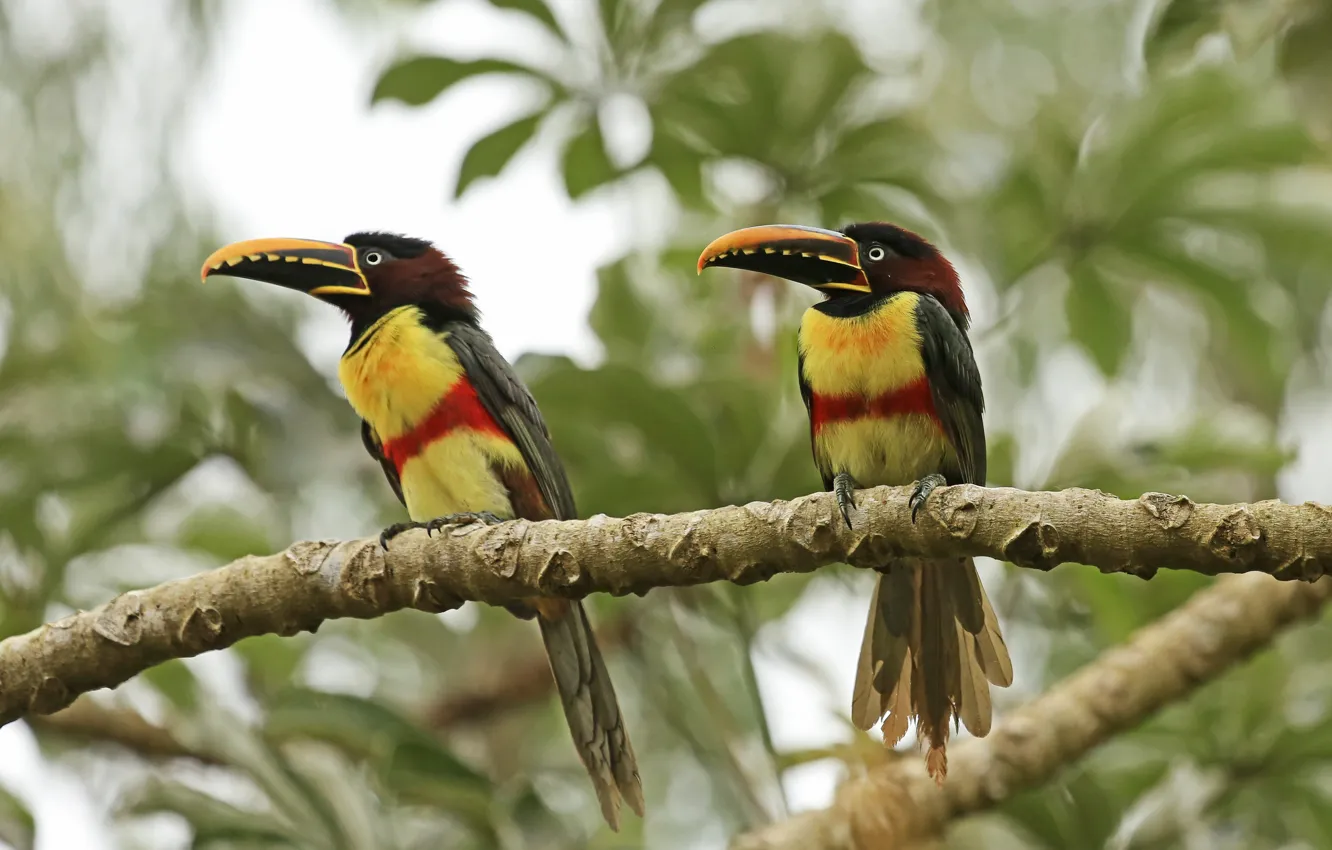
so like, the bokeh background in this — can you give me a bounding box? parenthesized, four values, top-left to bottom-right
(3, 0, 1332, 847)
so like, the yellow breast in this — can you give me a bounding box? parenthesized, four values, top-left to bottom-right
(798, 292, 926, 397)
(338, 306, 466, 441)
(338, 306, 525, 521)
(814, 417, 950, 487)
(800, 292, 952, 486)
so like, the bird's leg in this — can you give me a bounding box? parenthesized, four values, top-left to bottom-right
(833, 472, 859, 528)
(379, 512, 506, 550)
(908, 474, 948, 523)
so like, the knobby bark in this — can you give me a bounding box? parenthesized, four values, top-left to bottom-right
(731, 573, 1332, 850)
(1, 484, 1329, 725)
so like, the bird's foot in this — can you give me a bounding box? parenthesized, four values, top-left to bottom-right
(428, 511, 506, 531)
(833, 472, 859, 528)
(379, 512, 505, 550)
(379, 522, 418, 550)
(908, 474, 948, 523)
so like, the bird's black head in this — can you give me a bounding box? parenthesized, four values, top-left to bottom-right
(201, 230, 478, 334)
(697, 220, 968, 329)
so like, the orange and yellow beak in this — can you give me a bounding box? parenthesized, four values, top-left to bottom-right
(200, 237, 371, 298)
(696, 224, 871, 293)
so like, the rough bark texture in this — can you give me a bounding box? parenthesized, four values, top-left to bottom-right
(731, 573, 1332, 850)
(1, 485, 1329, 725)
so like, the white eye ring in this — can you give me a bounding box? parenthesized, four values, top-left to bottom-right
(866, 245, 886, 262)
(363, 251, 383, 266)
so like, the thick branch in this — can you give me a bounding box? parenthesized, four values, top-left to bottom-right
(732, 573, 1332, 850)
(0, 485, 1328, 725)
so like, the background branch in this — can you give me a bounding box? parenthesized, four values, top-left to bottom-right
(28, 699, 216, 764)
(1, 485, 1328, 727)
(732, 573, 1332, 850)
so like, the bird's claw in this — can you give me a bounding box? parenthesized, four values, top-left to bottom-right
(833, 472, 858, 529)
(379, 511, 505, 550)
(908, 474, 947, 524)
(379, 521, 418, 550)
(424, 511, 504, 535)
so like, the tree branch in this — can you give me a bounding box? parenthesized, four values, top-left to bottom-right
(28, 698, 217, 764)
(0, 485, 1328, 725)
(731, 572, 1332, 850)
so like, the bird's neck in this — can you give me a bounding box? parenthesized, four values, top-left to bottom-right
(343, 301, 477, 353)
(812, 292, 890, 319)
(799, 293, 926, 392)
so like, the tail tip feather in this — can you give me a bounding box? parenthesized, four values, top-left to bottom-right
(623, 777, 646, 818)
(926, 745, 948, 785)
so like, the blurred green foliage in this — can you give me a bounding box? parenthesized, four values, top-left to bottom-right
(5, 0, 1332, 848)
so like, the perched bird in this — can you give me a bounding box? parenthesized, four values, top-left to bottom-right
(697, 222, 1012, 780)
(202, 232, 643, 829)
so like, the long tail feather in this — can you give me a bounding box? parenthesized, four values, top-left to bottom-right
(537, 599, 643, 830)
(852, 557, 1011, 782)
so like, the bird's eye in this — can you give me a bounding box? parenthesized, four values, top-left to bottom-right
(362, 251, 383, 266)
(866, 245, 887, 262)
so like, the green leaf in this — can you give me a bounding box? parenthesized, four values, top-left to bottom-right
(653, 31, 872, 177)
(485, 0, 566, 43)
(123, 780, 295, 846)
(971, 121, 1077, 287)
(1000, 758, 1166, 850)
(141, 659, 200, 711)
(1089, 73, 1316, 225)
(177, 709, 341, 841)
(561, 113, 618, 199)
(643, 0, 710, 42)
(816, 118, 932, 200)
(177, 505, 271, 562)
(587, 259, 655, 361)
(372, 56, 541, 107)
(1134, 426, 1295, 480)
(745, 571, 818, 624)
(283, 746, 390, 850)
(1279, 4, 1332, 143)
(1065, 259, 1131, 376)
(1143, 0, 1221, 70)
(455, 108, 548, 198)
(1125, 236, 1283, 412)
(646, 128, 706, 209)
(0, 783, 34, 850)
(265, 689, 491, 792)
(526, 361, 720, 509)
(986, 433, 1018, 487)
(1067, 571, 1144, 647)
(385, 742, 498, 832)
(235, 634, 309, 700)
(597, 0, 626, 43)
(1063, 567, 1208, 647)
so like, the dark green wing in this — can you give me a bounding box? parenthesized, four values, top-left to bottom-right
(361, 420, 406, 507)
(442, 321, 579, 522)
(916, 294, 986, 486)
(796, 344, 835, 491)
